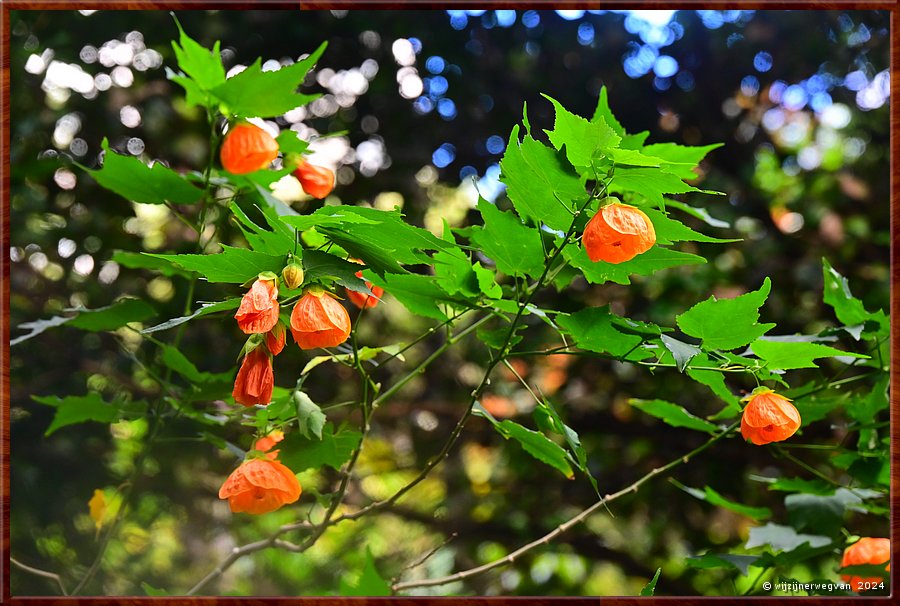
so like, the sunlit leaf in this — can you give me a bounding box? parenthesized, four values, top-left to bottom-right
(629, 399, 719, 434)
(141, 299, 240, 334)
(676, 482, 772, 520)
(640, 568, 661, 596)
(544, 94, 621, 170)
(750, 339, 867, 370)
(278, 424, 360, 472)
(470, 197, 544, 278)
(32, 393, 120, 435)
(676, 278, 775, 351)
(564, 245, 706, 286)
(146, 246, 285, 283)
(556, 306, 648, 359)
(340, 548, 391, 596)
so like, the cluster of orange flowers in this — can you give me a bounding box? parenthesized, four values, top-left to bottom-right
(220, 122, 335, 199)
(220, 259, 383, 513)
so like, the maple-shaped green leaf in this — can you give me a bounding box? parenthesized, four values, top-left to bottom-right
(146, 246, 285, 283)
(544, 94, 621, 170)
(685, 353, 741, 419)
(170, 19, 225, 92)
(278, 424, 360, 472)
(564, 245, 706, 286)
(160, 345, 232, 385)
(366, 271, 463, 320)
(87, 139, 202, 205)
(750, 339, 867, 370)
(639, 142, 723, 180)
(643, 208, 740, 245)
(676, 278, 776, 350)
(275, 130, 310, 155)
(556, 307, 650, 360)
(294, 391, 327, 440)
(211, 42, 326, 118)
(470, 197, 545, 278)
(660, 334, 701, 372)
(591, 86, 626, 136)
(230, 201, 295, 255)
(629, 399, 719, 434)
(32, 393, 121, 435)
(433, 244, 501, 300)
(303, 250, 371, 294)
(500, 124, 586, 232)
(610, 166, 720, 207)
(111, 250, 193, 278)
(745, 523, 831, 552)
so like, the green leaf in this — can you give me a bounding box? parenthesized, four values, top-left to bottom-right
(111, 250, 193, 277)
(643, 208, 739, 245)
(847, 375, 889, 425)
(639, 142, 723, 180)
(294, 391, 326, 440)
(564, 245, 706, 286)
(590, 86, 625, 136)
(763, 477, 835, 496)
(676, 278, 776, 350)
(160, 345, 231, 385)
(687, 553, 759, 576)
(303, 250, 371, 294)
(275, 130, 310, 155)
(500, 124, 585, 232)
(146, 246, 285, 283)
(230, 201, 295, 255)
(366, 272, 459, 321)
(556, 307, 647, 360)
(685, 354, 741, 419)
(543, 94, 621, 170)
(629, 399, 719, 434)
(640, 568, 661, 596)
(87, 139, 202, 205)
(470, 197, 544, 278)
(785, 488, 864, 536)
(339, 548, 391, 597)
(278, 424, 360, 472)
(676, 482, 772, 520)
(665, 199, 730, 229)
(609, 166, 716, 207)
(750, 339, 867, 370)
(32, 393, 120, 436)
(822, 258, 888, 333)
(141, 582, 170, 596)
(141, 299, 240, 334)
(745, 523, 831, 552)
(659, 334, 701, 372)
(170, 20, 225, 92)
(211, 42, 326, 117)
(12, 298, 156, 346)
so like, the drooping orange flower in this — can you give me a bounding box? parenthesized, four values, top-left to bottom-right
(254, 429, 285, 460)
(740, 388, 801, 445)
(218, 457, 301, 514)
(290, 289, 351, 350)
(220, 123, 279, 175)
(265, 321, 286, 356)
(345, 261, 384, 309)
(841, 537, 890, 589)
(293, 158, 335, 199)
(232, 347, 274, 407)
(235, 277, 279, 335)
(583, 202, 656, 264)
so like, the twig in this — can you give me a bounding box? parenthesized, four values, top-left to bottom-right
(392, 420, 740, 592)
(10, 557, 69, 595)
(391, 533, 459, 586)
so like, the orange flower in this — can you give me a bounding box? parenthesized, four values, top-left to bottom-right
(481, 394, 517, 418)
(265, 321, 286, 356)
(218, 457, 301, 514)
(740, 388, 801, 445)
(220, 123, 279, 174)
(293, 158, 335, 199)
(841, 538, 890, 589)
(235, 277, 279, 335)
(290, 289, 351, 349)
(254, 430, 285, 460)
(232, 347, 274, 407)
(583, 202, 656, 264)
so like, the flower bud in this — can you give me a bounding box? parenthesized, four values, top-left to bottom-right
(282, 262, 305, 290)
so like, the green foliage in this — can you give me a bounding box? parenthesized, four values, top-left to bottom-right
(339, 548, 391, 596)
(147, 247, 286, 284)
(12, 298, 156, 345)
(293, 391, 327, 440)
(87, 139, 202, 205)
(639, 568, 661, 596)
(32, 394, 122, 436)
(556, 307, 650, 360)
(676, 278, 776, 350)
(750, 339, 867, 370)
(278, 424, 361, 472)
(628, 399, 719, 434)
(675, 482, 772, 520)
(469, 197, 545, 278)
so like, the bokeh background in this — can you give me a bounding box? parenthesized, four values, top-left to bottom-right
(8, 9, 890, 596)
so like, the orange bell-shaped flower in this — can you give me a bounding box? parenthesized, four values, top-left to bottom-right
(290, 288, 351, 350)
(583, 201, 656, 264)
(232, 346, 274, 407)
(235, 277, 280, 335)
(293, 158, 335, 199)
(221, 123, 279, 175)
(841, 537, 890, 590)
(218, 457, 301, 514)
(265, 321, 287, 356)
(740, 388, 801, 445)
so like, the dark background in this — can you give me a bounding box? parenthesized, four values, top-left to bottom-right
(8, 9, 890, 596)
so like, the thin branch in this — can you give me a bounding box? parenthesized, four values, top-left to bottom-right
(10, 557, 69, 595)
(392, 420, 740, 592)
